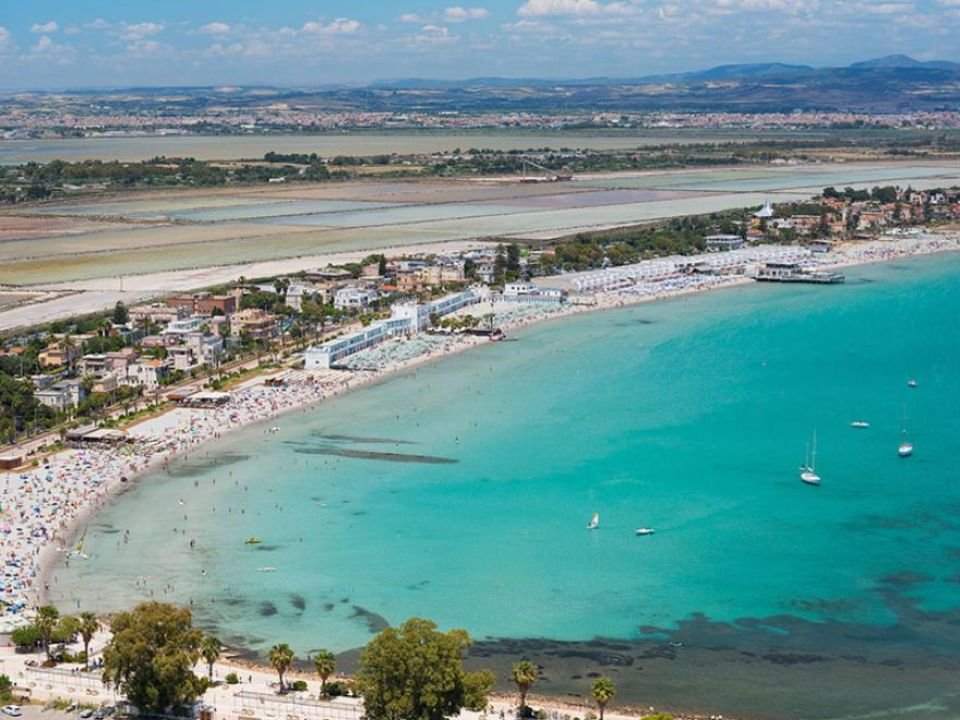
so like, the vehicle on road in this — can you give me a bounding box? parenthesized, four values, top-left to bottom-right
(2, 706, 22, 717)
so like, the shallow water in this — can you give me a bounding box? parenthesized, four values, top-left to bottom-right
(50, 253, 960, 719)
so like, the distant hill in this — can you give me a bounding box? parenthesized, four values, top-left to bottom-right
(47, 55, 960, 114)
(849, 54, 960, 71)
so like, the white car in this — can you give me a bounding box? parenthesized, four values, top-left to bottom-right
(2, 706, 22, 717)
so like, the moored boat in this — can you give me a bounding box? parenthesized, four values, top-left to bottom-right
(635, 527, 655, 536)
(800, 431, 821, 486)
(587, 512, 599, 530)
(850, 420, 870, 429)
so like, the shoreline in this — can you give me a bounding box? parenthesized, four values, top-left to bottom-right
(1, 232, 957, 713)
(21, 230, 960, 616)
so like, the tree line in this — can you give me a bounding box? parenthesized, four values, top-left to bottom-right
(43, 603, 651, 720)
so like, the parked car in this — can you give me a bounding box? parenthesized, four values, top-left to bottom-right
(2, 706, 22, 717)
(80, 710, 94, 719)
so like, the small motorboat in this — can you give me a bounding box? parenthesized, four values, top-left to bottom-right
(850, 421, 870, 429)
(635, 527, 656, 536)
(898, 441, 914, 458)
(244, 537, 262, 545)
(907, 379, 918, 388)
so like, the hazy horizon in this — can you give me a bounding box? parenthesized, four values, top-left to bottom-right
(1, 1, 960, 90)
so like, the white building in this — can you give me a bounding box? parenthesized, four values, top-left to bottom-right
(35, 379, 87, 412)
(124, 359, 173, 390)
(501, 282, 565, 304)
(334, 287, 379, 311)
(304, 289, 482, 369)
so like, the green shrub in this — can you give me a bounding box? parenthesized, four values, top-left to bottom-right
(290, 680, 308, 692)
(225, 672, 239, 685)
(324, 681, 346, 697)
(11, 624, 40, 650)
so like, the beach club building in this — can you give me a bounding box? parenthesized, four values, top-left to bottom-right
(304, 289, 482, 369)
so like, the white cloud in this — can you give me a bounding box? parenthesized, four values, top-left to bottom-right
(518, 0, 629, 16)
(63, 26, 81, 36)
(118, 22, 165, 41)
(125, 40, 175, 59)
(87, 18, 111, 30)
(0, 26, 10, 50)
(443, 7, 490, 22)
(199, 22, 232, 35)
(30, 21, 58, 34)
(399, 13, 424, 23)
(301, 18, 361, 34)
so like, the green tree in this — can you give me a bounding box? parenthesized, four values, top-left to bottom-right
(268, 643, 295, 692)
(101, 602, 206, 713)
(112, 301, 130, 325)
(511, 660, 538, 714)
(201, 636, 222, 682)
(591, 677, 615, 720)
(357, 617, 494, 720)
(10, 624, 41, 650)
(313, 650, 336, 696)
(36, 605, 60, 658)
(78, 612, 99, 670)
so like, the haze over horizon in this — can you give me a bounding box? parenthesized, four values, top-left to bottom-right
(2, 0, 960, 90)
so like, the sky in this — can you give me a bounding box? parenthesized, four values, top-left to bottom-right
(1, 0, 960, 89)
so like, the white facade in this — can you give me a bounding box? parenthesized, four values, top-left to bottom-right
(304, 289, 481, 369)
(333, 288, 378, 311)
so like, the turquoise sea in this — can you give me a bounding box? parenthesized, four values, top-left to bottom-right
(51, 253, 960, 719)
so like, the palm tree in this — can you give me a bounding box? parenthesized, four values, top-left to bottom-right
(35, 604, 60, 659)
(591, 677, 616, 720)
(77, 612, 99, 670)
(511, 660, 538, 715)
(201, 635, 222, 682)
(313, 650, 336, 696)
(268, 643, 295, 692)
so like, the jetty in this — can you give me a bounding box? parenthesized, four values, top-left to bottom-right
(755, 261, 845, 285)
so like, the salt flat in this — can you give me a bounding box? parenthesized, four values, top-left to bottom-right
(0, 160, 956, 330)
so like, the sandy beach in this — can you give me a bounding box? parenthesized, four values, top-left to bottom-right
(1, 230, 958, 637)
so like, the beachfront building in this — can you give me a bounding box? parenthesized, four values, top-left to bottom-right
(304, 288, 483, 369)
(500, 282, 565, 304)
(304, 317, 412, 369)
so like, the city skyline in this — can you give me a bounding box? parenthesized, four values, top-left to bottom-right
(2, 0, 960, 89)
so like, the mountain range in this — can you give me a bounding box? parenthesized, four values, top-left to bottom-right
(14, 55, 960, 114)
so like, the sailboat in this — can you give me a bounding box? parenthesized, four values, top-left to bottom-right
(586, 512, 599, 530)
(898, 406, 914, 458)
(800, 432, 821, 486)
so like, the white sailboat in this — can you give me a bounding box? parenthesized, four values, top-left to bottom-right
(635, 527, 655, 536)
(898, 406, 914, 458)
(800, 431, 821, 486)
(587, 512, 599, 530)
